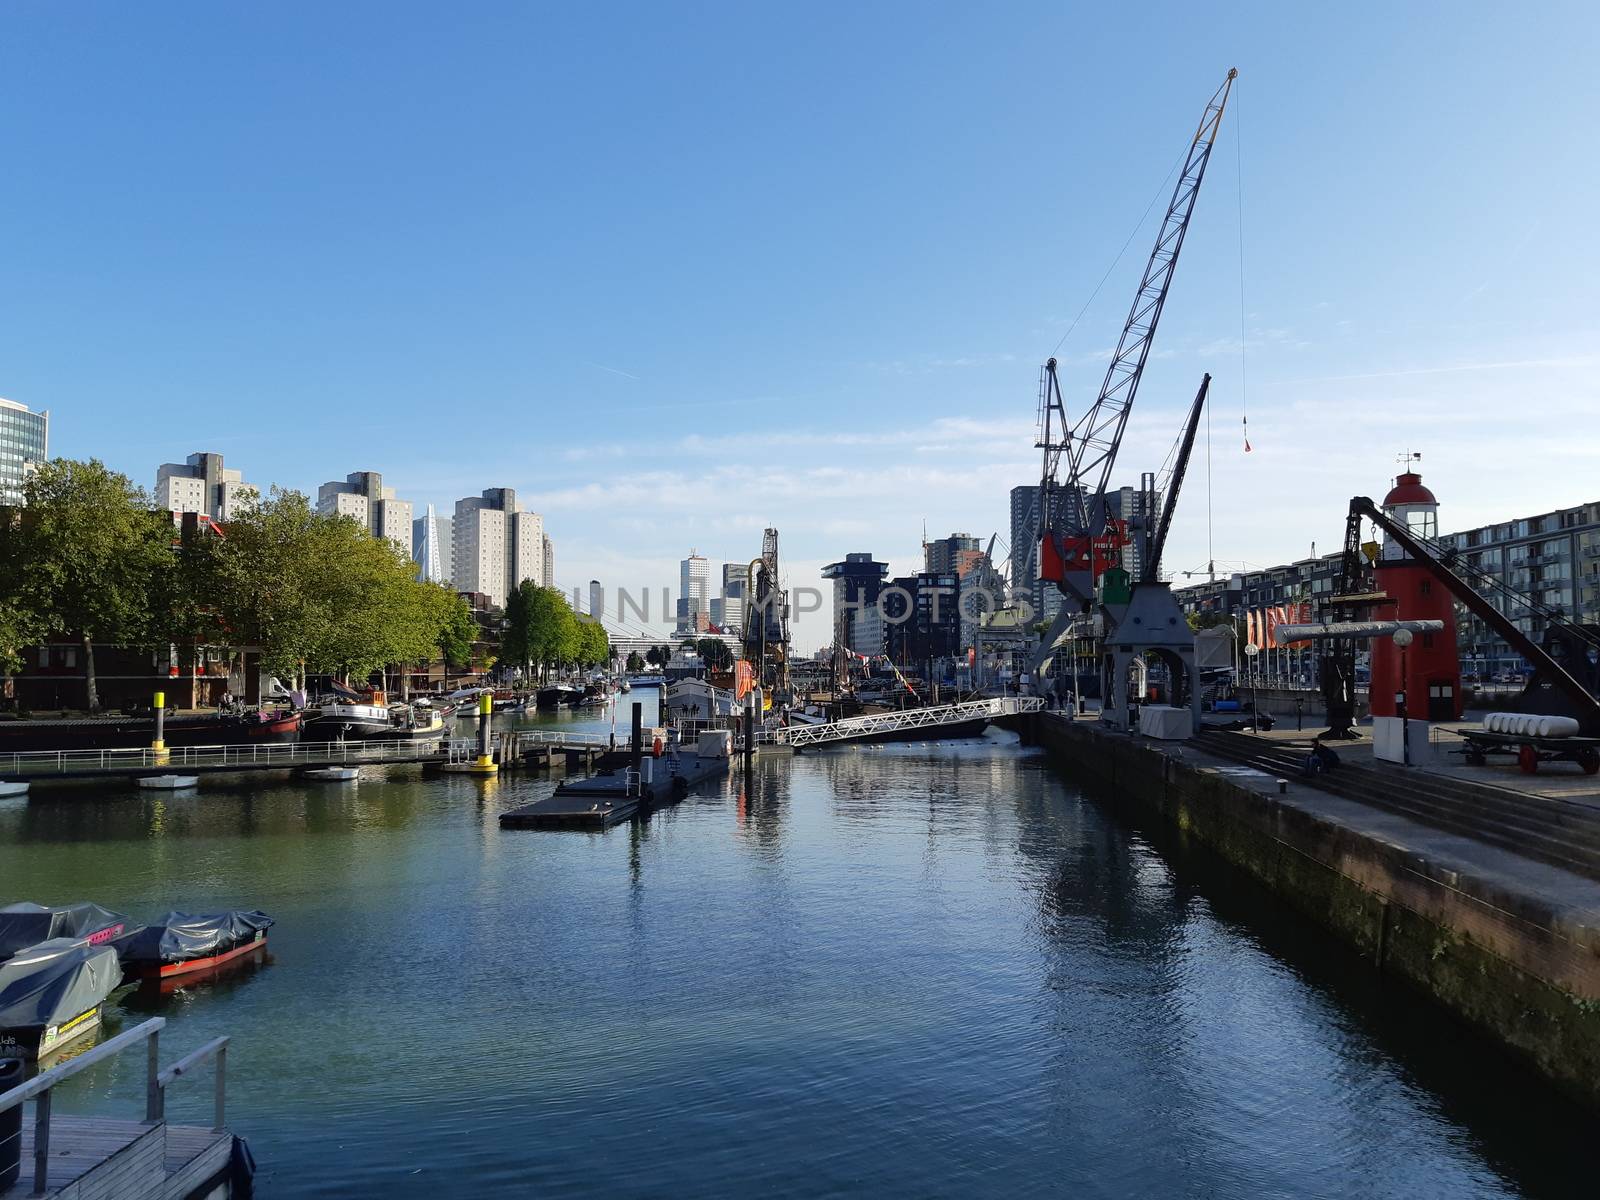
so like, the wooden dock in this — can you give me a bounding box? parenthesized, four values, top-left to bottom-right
(499, 752, 732, 830)
(0, 1017, 245, 1199)
(16, 1117, 232, 1199)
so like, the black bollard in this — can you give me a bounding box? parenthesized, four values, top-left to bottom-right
(631, 701, 643, 774)
(743, 699, 754, 762)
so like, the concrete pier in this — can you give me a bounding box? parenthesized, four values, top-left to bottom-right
(1026, 712, 1600, 1106)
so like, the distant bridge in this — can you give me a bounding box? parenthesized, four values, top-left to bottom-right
(774, 696, 1044, 749)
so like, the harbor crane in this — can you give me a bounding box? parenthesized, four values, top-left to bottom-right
(1026, 69, 1236, 725)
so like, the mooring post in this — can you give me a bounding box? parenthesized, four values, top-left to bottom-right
(631, 701, 643, 774)
(473, 692, 498, 773)
(743, 698, 754, 763)
(152, 691, 169, 764)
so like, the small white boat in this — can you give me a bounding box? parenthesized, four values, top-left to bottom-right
(136, 775, 199, 790)
(0, 781, 27, 798)
(303, 766, 360, 782)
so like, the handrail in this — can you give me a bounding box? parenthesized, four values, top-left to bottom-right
(775, 696, 1043, 747)
(0, 1018, 170, 1196)
(154, 1035, 230, 1132)
(0, 1018, 166, 1114)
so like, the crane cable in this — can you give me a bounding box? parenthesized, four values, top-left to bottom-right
(1049, 149, 1187, 359)
(1235, 80, 1251, 454)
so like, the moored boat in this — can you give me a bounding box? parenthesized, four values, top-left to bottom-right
(0, 709, 301, 753)
(116, 911, 273, 981)
(303, 766, 360, 781)
(0, 938, 123, 1059)
(0, 901, 139, 962)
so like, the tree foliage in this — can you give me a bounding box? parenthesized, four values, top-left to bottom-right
(696, 636, 733, 670)
(11, 459, 174, 709)
(625, 650, 644, 673)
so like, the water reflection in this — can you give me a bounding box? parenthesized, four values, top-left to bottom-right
(0, 725, 1589, 1196)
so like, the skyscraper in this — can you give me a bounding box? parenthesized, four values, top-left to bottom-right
(0, 397, 48, 506)
(155, 451, 257, 521)
(453, 488, 545, 607)
(676, 551, 710, 632)
(412, 505, 454, 585)
(924, 533, 981, 575)
(317, 471, 413, 553)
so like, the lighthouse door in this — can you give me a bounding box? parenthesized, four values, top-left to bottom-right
(1427, 681, 1455, 721)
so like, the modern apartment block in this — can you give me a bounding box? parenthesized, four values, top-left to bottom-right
(412, 505, 454, 585)
(822, 553, 889, 657)
(155, 451, 257, 521)
(924, 532, 981, 575)
(543, 533, 555, 592)
(0, 397, 48, 506)
(452, 488, 545, 608)
(1175, 494, 1600, 681)
(317, 471, 413, 553)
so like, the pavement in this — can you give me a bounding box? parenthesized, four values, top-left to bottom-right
(1208, 717, 1600, 810)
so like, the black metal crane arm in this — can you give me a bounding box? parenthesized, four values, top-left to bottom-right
(1144, 374, 1210, 582)
(1352, 496, 1600, 727)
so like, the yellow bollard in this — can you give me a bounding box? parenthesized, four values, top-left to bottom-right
(151, 690, 170, 764)
(473, 691, 499, 774)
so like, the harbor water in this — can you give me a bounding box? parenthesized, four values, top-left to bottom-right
(0, 699, 1590, 1197)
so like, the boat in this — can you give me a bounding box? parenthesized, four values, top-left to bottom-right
(0, 902, 139, 962)
(115, 910, 273, 981)
(0, 780, 26, 798)
(346, 703, 447, 744)
(0, 709, 302, 753)
(303, 766, 360, 782)
(536, 684, 582, 709)
(663, 678, 737, 721)
(135, 774, 199, 790)
(0, 938, 123, 1059)
(305, 683, 394, 739)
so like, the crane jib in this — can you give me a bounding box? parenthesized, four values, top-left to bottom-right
(1037, 68, 1236, 603)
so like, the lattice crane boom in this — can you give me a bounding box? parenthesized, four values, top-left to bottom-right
(1041, 68, 1236, 606)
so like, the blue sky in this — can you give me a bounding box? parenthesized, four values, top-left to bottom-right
(4, 2, 1597, 650)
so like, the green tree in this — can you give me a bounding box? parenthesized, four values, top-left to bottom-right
(17, 459, 174, 711)
(696, 636, 733, 670)
(626, 650, 644, 673)
(438, 592, 477, 669)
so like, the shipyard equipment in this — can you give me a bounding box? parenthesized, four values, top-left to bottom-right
(743, 528, 793, 706)
(1024, 70, 1236, 732)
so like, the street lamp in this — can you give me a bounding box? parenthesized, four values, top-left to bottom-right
(1393, 627, 1414, 766)
(1244, 642, 1260, 732)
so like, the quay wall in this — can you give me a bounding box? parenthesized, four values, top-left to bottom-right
(1023, 713, 1600, 1106)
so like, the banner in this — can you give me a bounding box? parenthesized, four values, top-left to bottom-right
(734, 659, 754, 701)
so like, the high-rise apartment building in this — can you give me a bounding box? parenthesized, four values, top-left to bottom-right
(543, 533, 555, 591)
(713, 562, 749, 633)
(453, 488, 545, 608)
(317, 471, 413, 553)
(924, 533, 981, 575)
(155, 451, 257, 521)
(822, 553, 889, 657)
(0, 397, 48, 506)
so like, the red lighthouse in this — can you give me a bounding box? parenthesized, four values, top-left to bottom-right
(1368, 470, 1461, 723)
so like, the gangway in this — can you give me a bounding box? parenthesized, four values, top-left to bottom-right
(774, 697, 1044, 749)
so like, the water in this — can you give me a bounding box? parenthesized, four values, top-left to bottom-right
(0, 699, 1589, 1197)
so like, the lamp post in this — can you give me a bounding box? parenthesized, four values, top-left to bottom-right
(1393, 627, 1414, 766)
(1244, 642, 1260, 732)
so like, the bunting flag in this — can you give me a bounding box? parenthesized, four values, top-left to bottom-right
(1264, 606, 1281, 650)
(1287, 601, 1313, 650)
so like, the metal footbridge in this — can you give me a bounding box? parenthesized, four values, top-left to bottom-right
(774, 697, 1044, 748)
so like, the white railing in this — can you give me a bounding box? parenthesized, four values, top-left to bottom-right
(774, 696, 1044, 748)
(0, 1017, 231, 1196)
(512, 731, 613, 751)
(0, 738, 447, 777)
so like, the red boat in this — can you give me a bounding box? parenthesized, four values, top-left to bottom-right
(116, 911, 274, 980)
(0, 710, 302, 753)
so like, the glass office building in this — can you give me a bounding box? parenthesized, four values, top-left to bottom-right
(0, 398, 49, 506)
